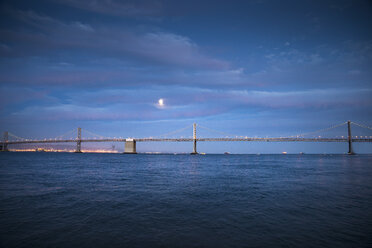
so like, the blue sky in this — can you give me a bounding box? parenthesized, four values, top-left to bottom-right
(0, 0, 371, 153)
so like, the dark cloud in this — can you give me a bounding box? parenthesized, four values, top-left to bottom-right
(0, 9, 228, 70)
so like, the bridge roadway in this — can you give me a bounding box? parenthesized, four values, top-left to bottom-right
(6, 137, 372, 144)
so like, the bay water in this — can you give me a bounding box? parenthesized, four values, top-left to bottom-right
(1, 153, 371, 247)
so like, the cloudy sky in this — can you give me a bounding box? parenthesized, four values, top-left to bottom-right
(1, 0, 371, 153)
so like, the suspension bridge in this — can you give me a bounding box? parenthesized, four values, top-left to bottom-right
(1, 121, 372, 154)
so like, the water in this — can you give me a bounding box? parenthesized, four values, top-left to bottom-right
(0, 153, 371, 248)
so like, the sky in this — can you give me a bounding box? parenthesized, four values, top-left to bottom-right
(0, 0, 372, 153)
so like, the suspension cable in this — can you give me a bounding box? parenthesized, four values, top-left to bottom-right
(351, 121, 372, 131)
(151, 125, 192, 138)
(289, 122, 347, 137)
(8, 132, 28, 141)
(83, 129, 107, 139)
(197, 124, 244, 138)
(54, 129, 76, 140)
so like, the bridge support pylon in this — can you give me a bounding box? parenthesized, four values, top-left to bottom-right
(75, 127, 82, 153)
(124, 139, 137, 154)
(347, 121, 355, 155)
(1, 131, 8, 152)
(190, 123, 198, 155)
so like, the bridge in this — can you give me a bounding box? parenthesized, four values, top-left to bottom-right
(1, 121, 372, 154)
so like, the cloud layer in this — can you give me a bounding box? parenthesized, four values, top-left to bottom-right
(0, 0, 371, 153)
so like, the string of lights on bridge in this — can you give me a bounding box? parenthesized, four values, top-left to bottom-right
(4, 121, 372, 142)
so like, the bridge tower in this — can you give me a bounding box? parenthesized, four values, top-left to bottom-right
(75, 127, 82, 153)
(2, 131, 8, 152)
(347, 121, 355, 155)
(191, 123, 198, 155)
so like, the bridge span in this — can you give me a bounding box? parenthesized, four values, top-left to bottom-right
(2, 121, 372, 154)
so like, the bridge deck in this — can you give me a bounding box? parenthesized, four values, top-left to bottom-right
(5, 138, 372, 144)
